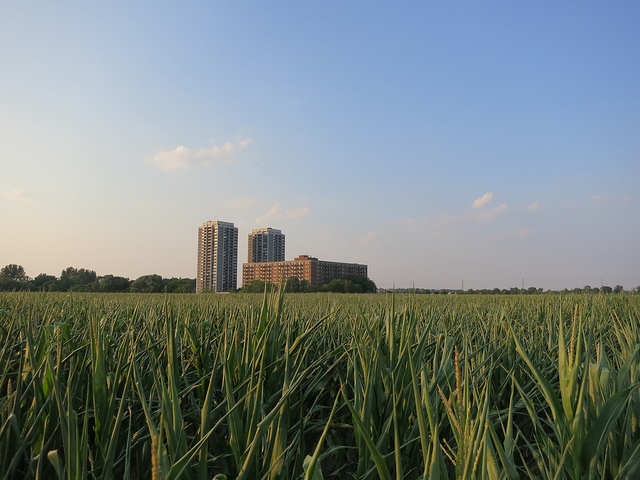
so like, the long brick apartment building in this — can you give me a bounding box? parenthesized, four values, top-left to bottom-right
(242, 255, 367, 287)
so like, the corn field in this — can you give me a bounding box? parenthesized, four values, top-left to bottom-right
(0, 291, 639, 479)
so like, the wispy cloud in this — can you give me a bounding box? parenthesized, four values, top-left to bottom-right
(526, 200, 540, 212)
(152, 138, 253, 171)
(472, 192, 493, 209)
(284, 206, 310, 219)
(256, 202, 283, 224)
(586, 193, 640, 207)
(256, 201, 310, 224)
(2, 188, 36, 202)
(565, 194, 637, 212)
(591, 194, 615, 202)
(474, 203, 507, 220)
(406, 203, 508, 230)
(360, 231, 378, 245)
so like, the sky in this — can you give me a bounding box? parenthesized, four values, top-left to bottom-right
(1, 1, 639, 290)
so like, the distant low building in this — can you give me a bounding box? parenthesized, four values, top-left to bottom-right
(242, 255, 367, 286)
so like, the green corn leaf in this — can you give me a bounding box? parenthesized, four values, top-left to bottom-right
(616, 436, 640, 479)
(304, 392, 340, 480)
(512, 328, 565, 430)
(579, 385, 636, 471)
(47, 450, 64, 480)
(341, 388, 392, 480)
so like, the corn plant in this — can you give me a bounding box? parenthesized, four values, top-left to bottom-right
(0, 291, 639, 479)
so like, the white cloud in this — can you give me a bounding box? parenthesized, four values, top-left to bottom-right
(2, 188, 36, 202)
(589, 194, 639, 205)
(237, 138, 253, 150)
(591, 194, 615, 202)
(256, 201, 310, 224)
(472, 192, 493, 209)
(152, 145, 192, 170)
(526, 201, 540, 212)
(474, 203, 507, 220)
(256, 202, 282, 224)
(407, 203, 508, 230)
(360, 231, 378, 245)
(152, 138, 252, 171)
(284, 207, 310, 219)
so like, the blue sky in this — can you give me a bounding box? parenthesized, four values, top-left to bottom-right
(1, 1, 639, 289)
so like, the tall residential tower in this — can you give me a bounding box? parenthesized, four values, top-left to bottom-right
(248, 227, 285, 263)
(196, 220, 238, 293)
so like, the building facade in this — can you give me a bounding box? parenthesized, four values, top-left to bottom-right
(196, 220, 238, 293)
(248, 228, 285, 263)
(242, 255, 367, 287)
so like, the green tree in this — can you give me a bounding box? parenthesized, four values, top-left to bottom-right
(335, 275, 377, 293)
(613, 285, 624, 294)
(323, 279, 346, 293)
(163, 278, 196, 293)
(0, 264, 27, 281)
(31, 273, 58, 291)
(0, 278, 21, 291)
(322, 278, 363, 293)
(284, 276, 301, 293)
(346, 281, 365, 293)
(241, 280, 275, 293)
(299, 279, 311, 292)
(0, 264, 29, 291)
(59, 267, 97, 291)
(130, 274, 164, 293)
(97, 275, 132, 292)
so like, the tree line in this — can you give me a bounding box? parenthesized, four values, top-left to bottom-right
(386, 285, 636, 294)
(236, 275, 377, 294)
(0, 264, 195, 293)
(0, 264, 376, 294)
(3, 263, 634, 294)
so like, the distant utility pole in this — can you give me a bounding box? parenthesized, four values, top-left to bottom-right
(522, 278, 525, 289)
(461, 280, 464, 291)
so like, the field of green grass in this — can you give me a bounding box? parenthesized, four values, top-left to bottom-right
(0, 292, 638, 479)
